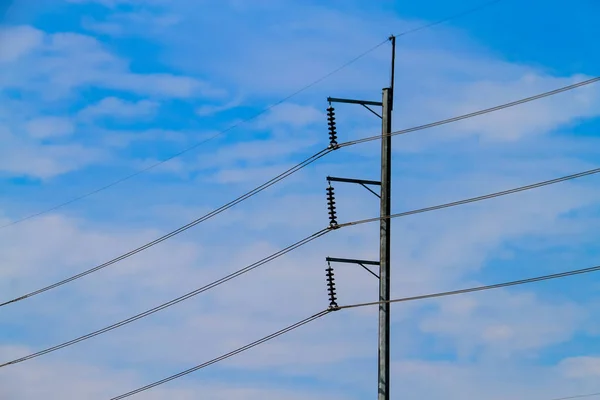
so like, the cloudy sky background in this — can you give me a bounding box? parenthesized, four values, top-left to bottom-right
(2, 0, 600, 399)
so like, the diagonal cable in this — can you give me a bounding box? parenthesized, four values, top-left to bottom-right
(338, 263, 600, 310)
(4, 166, 598, 365)
(339, 76, 600, 147)
(394, 0, 507, 38)
(0, 228, 330, 368)
(548, 393, 600, 400)
(108, 310, 330, 400)
(1, 0, 508, 230)
(6, 73, 599, 309)
(0, 149, 330, 308)
(338, 167, 600, 229)
(4, 32, 595, 308)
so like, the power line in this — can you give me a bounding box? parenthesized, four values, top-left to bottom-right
(338, 167, 600, 229)
(4, 165, 597, 366)
(394, 0, 507, 38)
(0, 150, 330, 308)
(549, 393, 600, 400)
(4, 62, 597, 308)
(108, 68, 598, 399)
(0, 54, 383, 230)
(0, 229, 329, 367)
(64, 258, 600, 400)
(2, 0, 507, 231)
(108, 310, 330, 400)
(68, 257, 600, 400)
(337, 263, 600, 310)
(339, 76, 600, 147)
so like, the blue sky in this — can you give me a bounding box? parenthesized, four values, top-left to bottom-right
(1, 0, 600, 399)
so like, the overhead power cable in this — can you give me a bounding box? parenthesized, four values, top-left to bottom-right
(108, 310, 330, 400)
(0, 229, 330, 368)
(3, 165, 598, 367)
(0, 150, 330, 308)
(108, 280, 600, 400)
(549, 393, 600, 400)
(338, 263, 600, 310)
(338, 76, 600, 147)
(1, 0, 505, 231)
(393, 0, 507, 38)
(102, 262, 599, 399)
(338, 167, 600, 229)
(0, 59, 382, 230)
(3, 68, 597, 308)
(105, 268, 600, 400)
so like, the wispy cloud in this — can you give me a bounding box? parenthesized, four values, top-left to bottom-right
(196, 95, 244, 117)
(78, 97, 159, 120)
(2, 1, 600, 399)
(25, 117, 75, 139)
(560, 356, 600, 378)
(0, 27, 224, 100)
(0, 131, 105, 179)
(0, 25, 44, 63)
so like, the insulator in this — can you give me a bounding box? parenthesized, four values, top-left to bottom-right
(326, 263, 338, 309)
(326, 185, 338, 228)
(327, 106, 338, 149)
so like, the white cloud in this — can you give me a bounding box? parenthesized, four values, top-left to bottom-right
(100, 127, 188, 148)
(0, 344, 348, 400)
(105, 72, 223, 98)
(25, 117, 75, 139)
(196, 137, 318, 171)
(196, 95, 244, 116)
(78, 97, 159, 120)
(127, 2, 600, 145)
(81, 14, 181, 37)
(210, 163, 300, 185)
(257, 103, 323, 129)
(389, 359, 600, 400)
(2, 147, 600, 397)
(419, 290, 586, 357)
(2, 3, 600, 399)
(560, 357, 600, 379)
(66, 0, 168, 7)
(0, 28, 224, 100)
(418, 72, 600, 142)
(0, 126, 105, 179)
(0, 143, 104, 179)
(80, 18, 123, 36)
(0, 25, 43, 63)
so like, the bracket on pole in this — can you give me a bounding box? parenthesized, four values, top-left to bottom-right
(327, 97, 383, 120)
(327, 176, 381, 199)
(326, 257, 380, 279)
(361, 104, 382, 119)
(327, 97, 383, 107)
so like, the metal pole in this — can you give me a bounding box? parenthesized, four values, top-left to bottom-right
(378, 36, 395, 400)
(378, 87, 392, 400)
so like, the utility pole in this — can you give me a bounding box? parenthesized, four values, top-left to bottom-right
(322, 36, 396, 400)
(378, 35, 395, 400)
